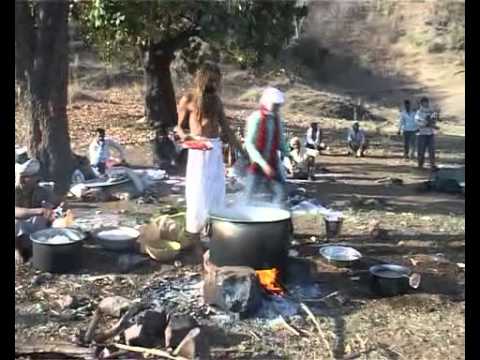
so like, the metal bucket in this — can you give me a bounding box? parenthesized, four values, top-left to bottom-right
(324, 218, 343, 239)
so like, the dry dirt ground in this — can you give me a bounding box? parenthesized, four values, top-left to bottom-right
(15, 72, 464, 359)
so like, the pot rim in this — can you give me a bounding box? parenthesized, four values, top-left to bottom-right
(30, 227, 86, 246)
(209, 215, 291, 224)
(209, 206, 291, 224)
(369, 264, 412, 279)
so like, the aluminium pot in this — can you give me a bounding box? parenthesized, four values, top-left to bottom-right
(369, 264, 421, 297)
(92, 226, 140, 252)
(30, 228, 86, 273)
(208, 206, 292, 270)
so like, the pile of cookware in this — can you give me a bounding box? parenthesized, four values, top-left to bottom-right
(30, 225, 141, 273)
(319, 245, 421, 296)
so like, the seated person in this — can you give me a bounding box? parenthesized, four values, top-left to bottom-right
(347, 121, 368, 157)
(15, 159, 59, 263)
(89, 128, 127, 175)
(305, 122, 328, 151)
(284, 137, 317, 180)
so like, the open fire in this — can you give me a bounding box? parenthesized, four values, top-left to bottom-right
(255, 268, 285, 295)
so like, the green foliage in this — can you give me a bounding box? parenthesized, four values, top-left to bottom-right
(74, 0, 307, 68)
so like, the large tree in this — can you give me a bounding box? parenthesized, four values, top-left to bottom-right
(76, 0, 306, 163)
(15, 0, 73, 193)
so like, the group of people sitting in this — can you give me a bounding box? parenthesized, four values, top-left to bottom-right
(14, 128, 130, 264)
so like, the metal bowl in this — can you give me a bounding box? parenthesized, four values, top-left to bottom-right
(93, 226, 140, 252)
(319, 245, 362, 267)
(145, 241, 182, 262)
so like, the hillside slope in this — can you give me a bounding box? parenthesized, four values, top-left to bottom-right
(294, 0, 464, 126)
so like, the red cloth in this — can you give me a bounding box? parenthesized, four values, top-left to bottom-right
(248, 106, 280, 180)
(182, 140, 213, 151)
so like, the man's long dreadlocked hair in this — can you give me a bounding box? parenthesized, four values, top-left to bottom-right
(191, 62, 222, 121)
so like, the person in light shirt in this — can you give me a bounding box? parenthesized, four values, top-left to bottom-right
(398, 99, 417, 160)
(415, 97, 438, 170)
(88, 128, 127, 175)
(305, 122, 328, 152)
(15, 159, 58, 264)
(284, 137, 317, 180)
(347, 121, 368, 157)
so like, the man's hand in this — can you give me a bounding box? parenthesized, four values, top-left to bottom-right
(263, 164, 276, 178)
(40, 208, 55, 222)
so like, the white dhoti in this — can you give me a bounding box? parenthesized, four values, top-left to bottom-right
(185, 138, 226, 234)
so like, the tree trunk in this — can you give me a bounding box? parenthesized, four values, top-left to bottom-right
(21, 1, 73, 194)
(143, 44, 178, 168)
(15, 0, 34, 103)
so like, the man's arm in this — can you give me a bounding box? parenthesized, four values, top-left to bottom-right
(88, 141, 98, 165)
(107, 139, 127, 162)
(399, 113, 405, 133)
(244, 112, 268, 170)
(347, 129, 353, 142)
(305, 128, 314, 145)
(415, 110, 426, 128)
(15, 207, 43, 220)
(176, 95, 191, 141)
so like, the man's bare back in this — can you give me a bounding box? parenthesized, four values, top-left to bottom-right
(176, 93, 244, 154)
(177, 93, 223, 139)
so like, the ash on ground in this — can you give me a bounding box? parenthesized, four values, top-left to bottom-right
(139, 269, 326, 333)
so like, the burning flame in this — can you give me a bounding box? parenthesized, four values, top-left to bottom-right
(256, 268, 284, 295)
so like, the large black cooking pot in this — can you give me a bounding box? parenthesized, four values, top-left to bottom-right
(30, 228, 86, 273)
(208, 206, 292, 270)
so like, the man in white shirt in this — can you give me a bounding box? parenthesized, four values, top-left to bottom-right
(415, 97, 438, 169)
(305, 122, 327, 151)
(88, 128, 127, 175)
(347, 121, 368, 157)
(398, 100, 417, 160)
(284, 137, 317, 180)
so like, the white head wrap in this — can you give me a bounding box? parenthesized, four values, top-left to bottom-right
(259, 87, 285, 111)
(15, 159, 40, 177)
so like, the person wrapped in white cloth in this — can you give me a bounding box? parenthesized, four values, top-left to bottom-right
(176, 62, 245, 257)
(15, 159, 59, 263)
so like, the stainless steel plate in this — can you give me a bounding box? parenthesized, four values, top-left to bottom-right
(319, 245, 362, 262)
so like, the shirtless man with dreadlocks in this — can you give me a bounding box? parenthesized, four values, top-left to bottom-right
(176, 62, 244, 256)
